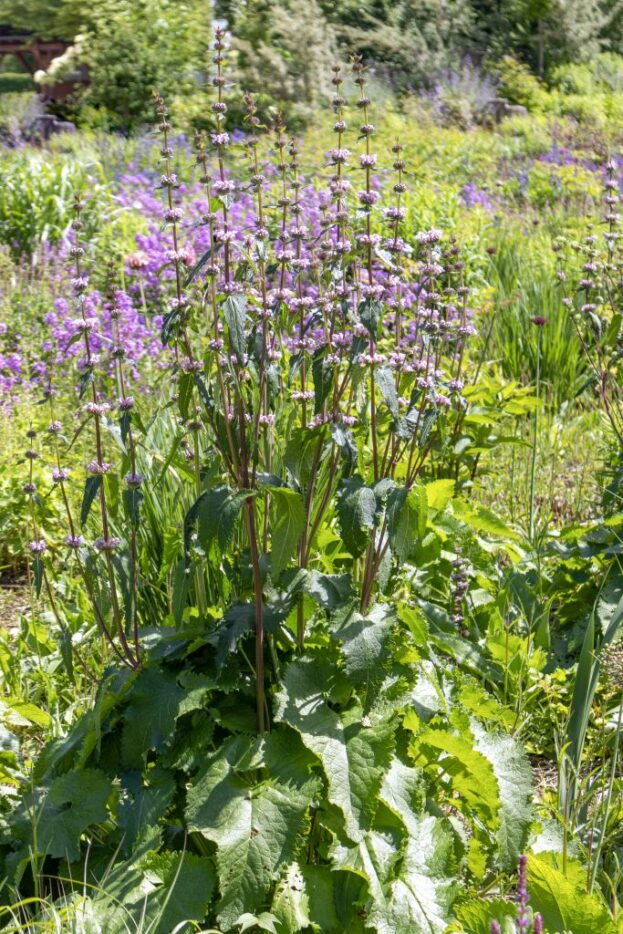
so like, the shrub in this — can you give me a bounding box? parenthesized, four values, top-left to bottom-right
(494, 55, 549, 111)
(426, 59, 498, 129)
(227, 0, 339, 129)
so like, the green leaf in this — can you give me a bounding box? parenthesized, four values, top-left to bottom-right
(78, 367, 94, 398)
(328, 759, 426, 929)
(112, 548, 136, 633)
(12, 768, 112, 864)
(455, 897, 518, 934)
(452, 498, 521, 543)
(418, 726, 499, 827)
(527, 852, 617, 934)
(337, 476, 377, 559)
(604, 311, 622, 347)
(378, 757, 425, 834)
(370, 815, 460, 934)
(375, 367, 399, 420)
(198, 486, 248, 554)
(185, 243, 221, 285)
(274, 657, 395, 842)
(297, 866, 342, 931)
(284, 427, 322, 490)
(146, 851, 216, 933)
(359, 297, 383, 338)
(4, 701, 52, 729)
(304, 571, 355, 609)
(272, 862, 311, 933)
(178, 370, 195, 420)
(329, 827, 400, 913)
(212, 602, 256, 669)
(387, 484, 427, 564)
(271, 487, 306, 579)
(32, 556, 44, 598)
(161, 307, 180, 345)
(119, 410, 131, 444)
(121, 668, 185, 768)
(264, 727, 320, 787)
(80, 475, 102, 527)
(330, 422, 358, 463)
(566, 592, 623, 793)
(122, 486, 143, 527)
(222, 292, 247, 361)
(185, 738, 317, 929)
(418, 407, 437, 447)
(471, 720, 532, 870)
(312, 348, 334, 414)
(425, 478, 455, 512)
(333, 603, 395, 684)
(92, 838, 216, 934)
(172, 558, 189, 623)
(116, 767, 176, 854)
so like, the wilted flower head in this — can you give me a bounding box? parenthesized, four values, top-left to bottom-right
(94, 537, 121, 551)
(87, 460, 112, 476)
(65, 534, 84, 549)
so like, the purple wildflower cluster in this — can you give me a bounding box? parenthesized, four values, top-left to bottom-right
(139, 72, 474, 435)
(461, 182, 494, 210)
(1, 66, 479, 412)
(22, 39, 479, 678)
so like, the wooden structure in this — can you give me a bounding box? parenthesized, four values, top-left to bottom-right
(0, 25, 88, 102)
(0, 25, 67, 76)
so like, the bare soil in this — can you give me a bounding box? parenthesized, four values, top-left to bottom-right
(0, 580, 28, 630)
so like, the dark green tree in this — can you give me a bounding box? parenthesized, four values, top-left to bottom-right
(226, 0, 338, 127)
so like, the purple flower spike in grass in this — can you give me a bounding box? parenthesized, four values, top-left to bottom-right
(517, 854, 530, 933)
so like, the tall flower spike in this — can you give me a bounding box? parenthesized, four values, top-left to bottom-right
(107, 274, 141, 661)
(153, 91, 194, 367)
(243, 92, 275, 469)
(71, 194, 138, 669)
(352, 53, 380, 483)
(211, 28, 234, 289)
(516, 854, 530, 933)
